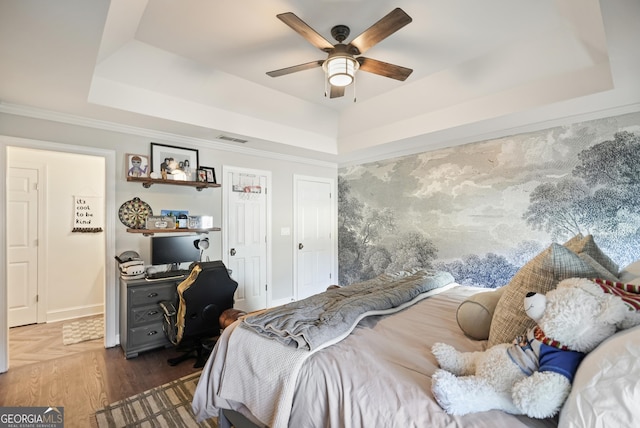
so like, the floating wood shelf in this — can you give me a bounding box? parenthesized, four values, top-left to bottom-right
(126, 227, 221, 236)
(127, 176, 220, 191)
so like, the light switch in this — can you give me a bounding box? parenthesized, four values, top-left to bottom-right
(281, 227, 290, 236)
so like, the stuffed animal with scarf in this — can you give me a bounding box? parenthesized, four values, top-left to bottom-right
(431, 277, 640, 418)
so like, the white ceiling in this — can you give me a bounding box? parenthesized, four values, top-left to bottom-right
(1, 0, 639, 165)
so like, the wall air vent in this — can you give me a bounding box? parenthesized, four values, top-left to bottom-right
(217, 135, 248, 144)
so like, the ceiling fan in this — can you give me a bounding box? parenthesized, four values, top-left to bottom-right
(266, 8, 413, 99)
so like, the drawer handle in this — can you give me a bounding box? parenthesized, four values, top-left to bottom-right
(147, 330, 158, 336)
(147, 310, 158, 316)
(147, 292, 158, 298)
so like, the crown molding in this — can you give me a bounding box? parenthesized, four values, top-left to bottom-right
(5, 101, 638, 170)
(0, 102, 338, 169)
(338, 102, 640, 168)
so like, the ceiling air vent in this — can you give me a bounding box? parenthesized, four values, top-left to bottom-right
(217, 135, 248, 144)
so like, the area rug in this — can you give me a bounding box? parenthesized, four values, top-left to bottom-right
(62, 316, 104, 345)
(94, 371, 218, 427)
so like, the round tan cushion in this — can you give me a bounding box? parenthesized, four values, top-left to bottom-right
(456, 287, 505, 340)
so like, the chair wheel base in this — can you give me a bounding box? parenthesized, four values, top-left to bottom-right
(167, 342, 215, 368)
(194, 357, 207, 369)
(167, 352, 195, 366)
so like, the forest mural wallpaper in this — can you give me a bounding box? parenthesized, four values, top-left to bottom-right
(338, 112, 640, 287)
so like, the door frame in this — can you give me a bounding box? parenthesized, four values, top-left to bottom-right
(293, 175, 337, 300)
(221, 165, 273, 309)
(0, 136, 117, 373)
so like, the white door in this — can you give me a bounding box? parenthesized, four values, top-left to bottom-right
(224, 167, 270, 312)
(8, 167, 39, 327)
(294, 176, 334, 300)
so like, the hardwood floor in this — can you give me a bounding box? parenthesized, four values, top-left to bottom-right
(0, 317, 201, 428)
(6, 315, 106, 369)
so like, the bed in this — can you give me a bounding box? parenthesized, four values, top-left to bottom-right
(192, 269, 558, 428)
(192, 239, 640, 428)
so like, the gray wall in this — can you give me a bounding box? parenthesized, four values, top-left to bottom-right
(339, 112, 640, 287)
(1, 112, 338, 301)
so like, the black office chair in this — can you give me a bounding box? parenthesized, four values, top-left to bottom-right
(159, 260, 238, 368)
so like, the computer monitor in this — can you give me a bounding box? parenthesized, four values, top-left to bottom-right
(151, 235, 200, 268)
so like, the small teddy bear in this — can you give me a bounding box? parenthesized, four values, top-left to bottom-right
(431, 277, 636, 419)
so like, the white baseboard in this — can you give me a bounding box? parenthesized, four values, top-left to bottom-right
(46, 304, 104, 323)
(269, 296, 296, 308)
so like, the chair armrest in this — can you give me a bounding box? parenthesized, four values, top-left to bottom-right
(159, 300, 176, 317)
(159, 300, 179, 345)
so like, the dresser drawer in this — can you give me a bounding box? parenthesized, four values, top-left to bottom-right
(129, 283, 176, 307)
(131, 304, 165, 326)
(128, 323, 167, 348)
(120, 276, 179, 358)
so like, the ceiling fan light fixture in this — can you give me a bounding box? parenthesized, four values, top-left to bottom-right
(324, 55, 358, 87)
(269, 9, 412, 98)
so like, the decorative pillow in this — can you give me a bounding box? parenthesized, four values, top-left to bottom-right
(564, 234, 619, 277)
(562, 233, 584, 248)
(629, 277, 640, 285)
(618, 259, 640, 283)
(456, 287, 505, 340)
(559, 325, 640, 427)
(488, 243, 607, 346)
(577, 253, 619, 282)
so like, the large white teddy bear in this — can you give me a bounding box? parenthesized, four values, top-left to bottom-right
(431, 278, 638, 419)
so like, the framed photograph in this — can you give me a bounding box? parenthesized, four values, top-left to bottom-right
(125, 153, 150, 178)
(150, 143, 199, 177)
(200, 166, 217, 184)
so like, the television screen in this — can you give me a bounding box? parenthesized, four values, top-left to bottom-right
(151, 235, 200, 266)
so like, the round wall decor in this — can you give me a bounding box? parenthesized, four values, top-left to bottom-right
(118, 197, 152, 229)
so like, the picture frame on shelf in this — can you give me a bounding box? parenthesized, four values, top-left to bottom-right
(125, 153, 150, 178)
(160, 209, 189, 217)
(197, 169, 208, 183)
(161, 209, 189, 228)
(200, 166, 217, 184)
(150, 143, 198, 180)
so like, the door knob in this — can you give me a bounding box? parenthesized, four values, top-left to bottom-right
(230, 248, 236, 256)
(298, 243, 304, 250)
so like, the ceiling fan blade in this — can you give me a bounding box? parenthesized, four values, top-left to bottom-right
(266, 60, 324, 78)
(357, 57, 413, 81)
(277, 12, 335, 52)
(349, 8, 412, 55)
(329, 85, 345, 99)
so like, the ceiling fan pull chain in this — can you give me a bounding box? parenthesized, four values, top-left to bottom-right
(353, 74, 357, 103)
(324, 74, 328, 98)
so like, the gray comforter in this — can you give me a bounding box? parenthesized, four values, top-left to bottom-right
(242, 269, 454, 350)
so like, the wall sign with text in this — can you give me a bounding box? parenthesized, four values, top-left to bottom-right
(72, 195, 104, 233)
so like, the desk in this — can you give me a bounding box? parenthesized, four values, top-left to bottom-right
(119, 276, 184, 358)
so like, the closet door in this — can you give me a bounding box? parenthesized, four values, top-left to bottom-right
(294, 176, 334, 300)
(224, 167, 269, 311)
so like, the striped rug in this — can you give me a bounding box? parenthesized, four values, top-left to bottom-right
(94, 371, 218, 427)
(62, 316, 104, 345)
